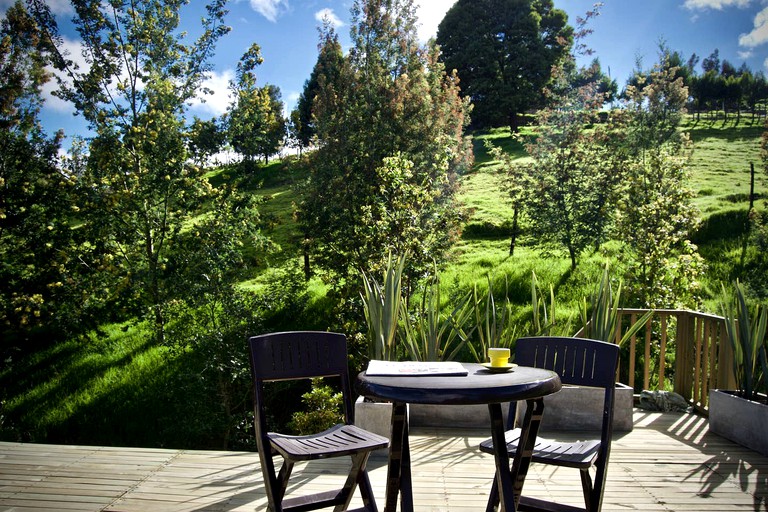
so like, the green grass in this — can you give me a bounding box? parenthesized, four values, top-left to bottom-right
(1, 322, 169, 445)
(684, 119, 766, 215)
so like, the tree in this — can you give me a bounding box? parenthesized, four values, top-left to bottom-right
(299, 0, 472, 292)
(31, 0, 231, 342)
(291, 23, 344, 154)
(745, 71, 768, 122)
(702, 49, 720, 73)
(227, 44, 286, 164)
(519, 7, 620, 269)
(436, 0, 573, 131)
(0, 1, 82, 339)
(188, 116, 225, 167)
(572, 57, 618, 105)
(615, 57, 705, 309)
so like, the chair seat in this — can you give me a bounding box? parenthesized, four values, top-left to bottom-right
(480, 428, 601, 469)
(270, 424, 389, 461)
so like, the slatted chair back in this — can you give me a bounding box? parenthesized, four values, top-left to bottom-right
(518, 336, 619, 389)
(248, 331, 387, 512)
(494, 336, 621, 512)
(249, 330, 354, 424)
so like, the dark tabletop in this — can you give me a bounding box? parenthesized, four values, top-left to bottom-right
(356, 363, 561, 405)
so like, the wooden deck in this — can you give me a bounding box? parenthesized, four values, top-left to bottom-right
(1, 410, 766, 511)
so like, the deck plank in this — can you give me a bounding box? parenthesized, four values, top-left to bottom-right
(0, 411, 766, 511)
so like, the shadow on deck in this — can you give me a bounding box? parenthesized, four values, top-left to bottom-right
(0, 410, 766, 511)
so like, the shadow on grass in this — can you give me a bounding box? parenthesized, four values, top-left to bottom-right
(692, 208, 749, 244)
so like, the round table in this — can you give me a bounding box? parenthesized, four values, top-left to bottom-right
(356, 362, 562, 512)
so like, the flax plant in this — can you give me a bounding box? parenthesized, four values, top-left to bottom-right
(467, 275, 518, 363)
(360, 253, 406, 361)
(720, 280, 768, 401)
(531, 270, 558, 336)
(579, 265, 653, 346)
(401, 265, 475, 362)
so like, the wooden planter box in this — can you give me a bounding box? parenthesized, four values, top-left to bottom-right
(709, 389, 768, 456)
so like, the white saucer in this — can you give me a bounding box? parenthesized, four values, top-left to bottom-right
(481, 362, 517, 373)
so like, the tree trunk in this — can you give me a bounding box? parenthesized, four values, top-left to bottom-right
(303, 238, 312, 281)
(508, 111, 519, 134)
(509, 205, 519, 256)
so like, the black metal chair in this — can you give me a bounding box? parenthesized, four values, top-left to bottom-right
(248, 331, 388, 512)
(480, 336, 620, 512)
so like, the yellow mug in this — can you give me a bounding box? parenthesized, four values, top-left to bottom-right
(488, 347, 510, 368)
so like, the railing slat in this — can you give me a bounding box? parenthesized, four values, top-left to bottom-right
(644, 317, 652, 391)
(629, 313, 637, 389)
(693, 316, 703, 406)
(659, 315, 667, 390)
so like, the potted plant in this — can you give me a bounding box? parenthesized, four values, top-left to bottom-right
(537, 265, 652, 432)
(709, 280, 768, 455)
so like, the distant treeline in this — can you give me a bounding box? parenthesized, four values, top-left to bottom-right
(628, 48, 768, 123)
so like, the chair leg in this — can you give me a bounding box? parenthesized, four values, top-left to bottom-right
(259, 449, 284, 512)
(334, 451, 373, 512)
(277, 459, 294, 504)
(486, 473, 500, 512)
(579, 468, 593, 512)
(357, 463, 379, 511)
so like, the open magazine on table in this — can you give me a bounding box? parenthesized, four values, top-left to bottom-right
(365, 360, 469, 377)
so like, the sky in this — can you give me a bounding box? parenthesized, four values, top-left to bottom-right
(4, 0, 768, 149)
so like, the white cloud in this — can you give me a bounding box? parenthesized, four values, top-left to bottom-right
(683, 0, 751, 9)
(188, 70, 235, 117)
(41, 37, 87, 115)
(0, 0, 72, 15)
(739, 49, 754, 58)
(249, 0, 288, 23)
(315, 8, 344, 28)
(44, 0, 74, 15)
(415, 0, 457, 42)
(765, 56, 768, 71)
(739, 6, 768, 47)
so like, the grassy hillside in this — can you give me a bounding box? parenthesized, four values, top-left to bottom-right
(246, 117, 765, 312)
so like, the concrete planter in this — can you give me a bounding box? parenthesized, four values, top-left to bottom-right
(409, 402, 511, 428)
(356, 383, 634, 434)
(709, 389, 768, 456)
(514, 383, 634, 432)
(354, 396, 393, 441)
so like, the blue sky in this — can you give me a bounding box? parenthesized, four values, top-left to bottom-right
(4, 0, 768, 147)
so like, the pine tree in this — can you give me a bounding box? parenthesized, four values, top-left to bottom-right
(299, 0, 472, 291)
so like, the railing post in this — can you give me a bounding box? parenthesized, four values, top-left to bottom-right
(715, 317, 737, 391)
(643, 316, 652, 391)
(659, 315, 667, 391)
(674, 311, 692, 401)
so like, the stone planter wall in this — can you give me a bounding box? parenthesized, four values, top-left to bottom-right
(521, 383, 635, 432)
(355, 383, 634, 435)
(408, 402, 511, 428)
(354, 397, 393, 441)
(709, 389, 768, 456)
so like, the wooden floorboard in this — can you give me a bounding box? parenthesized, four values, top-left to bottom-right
(0, 410, 766, 511)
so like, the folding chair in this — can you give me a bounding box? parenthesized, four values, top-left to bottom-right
(480, 336, 620, 512)
(248, 331, 389, 512)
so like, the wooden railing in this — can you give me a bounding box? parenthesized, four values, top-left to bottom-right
(609, 309, 736, 414)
